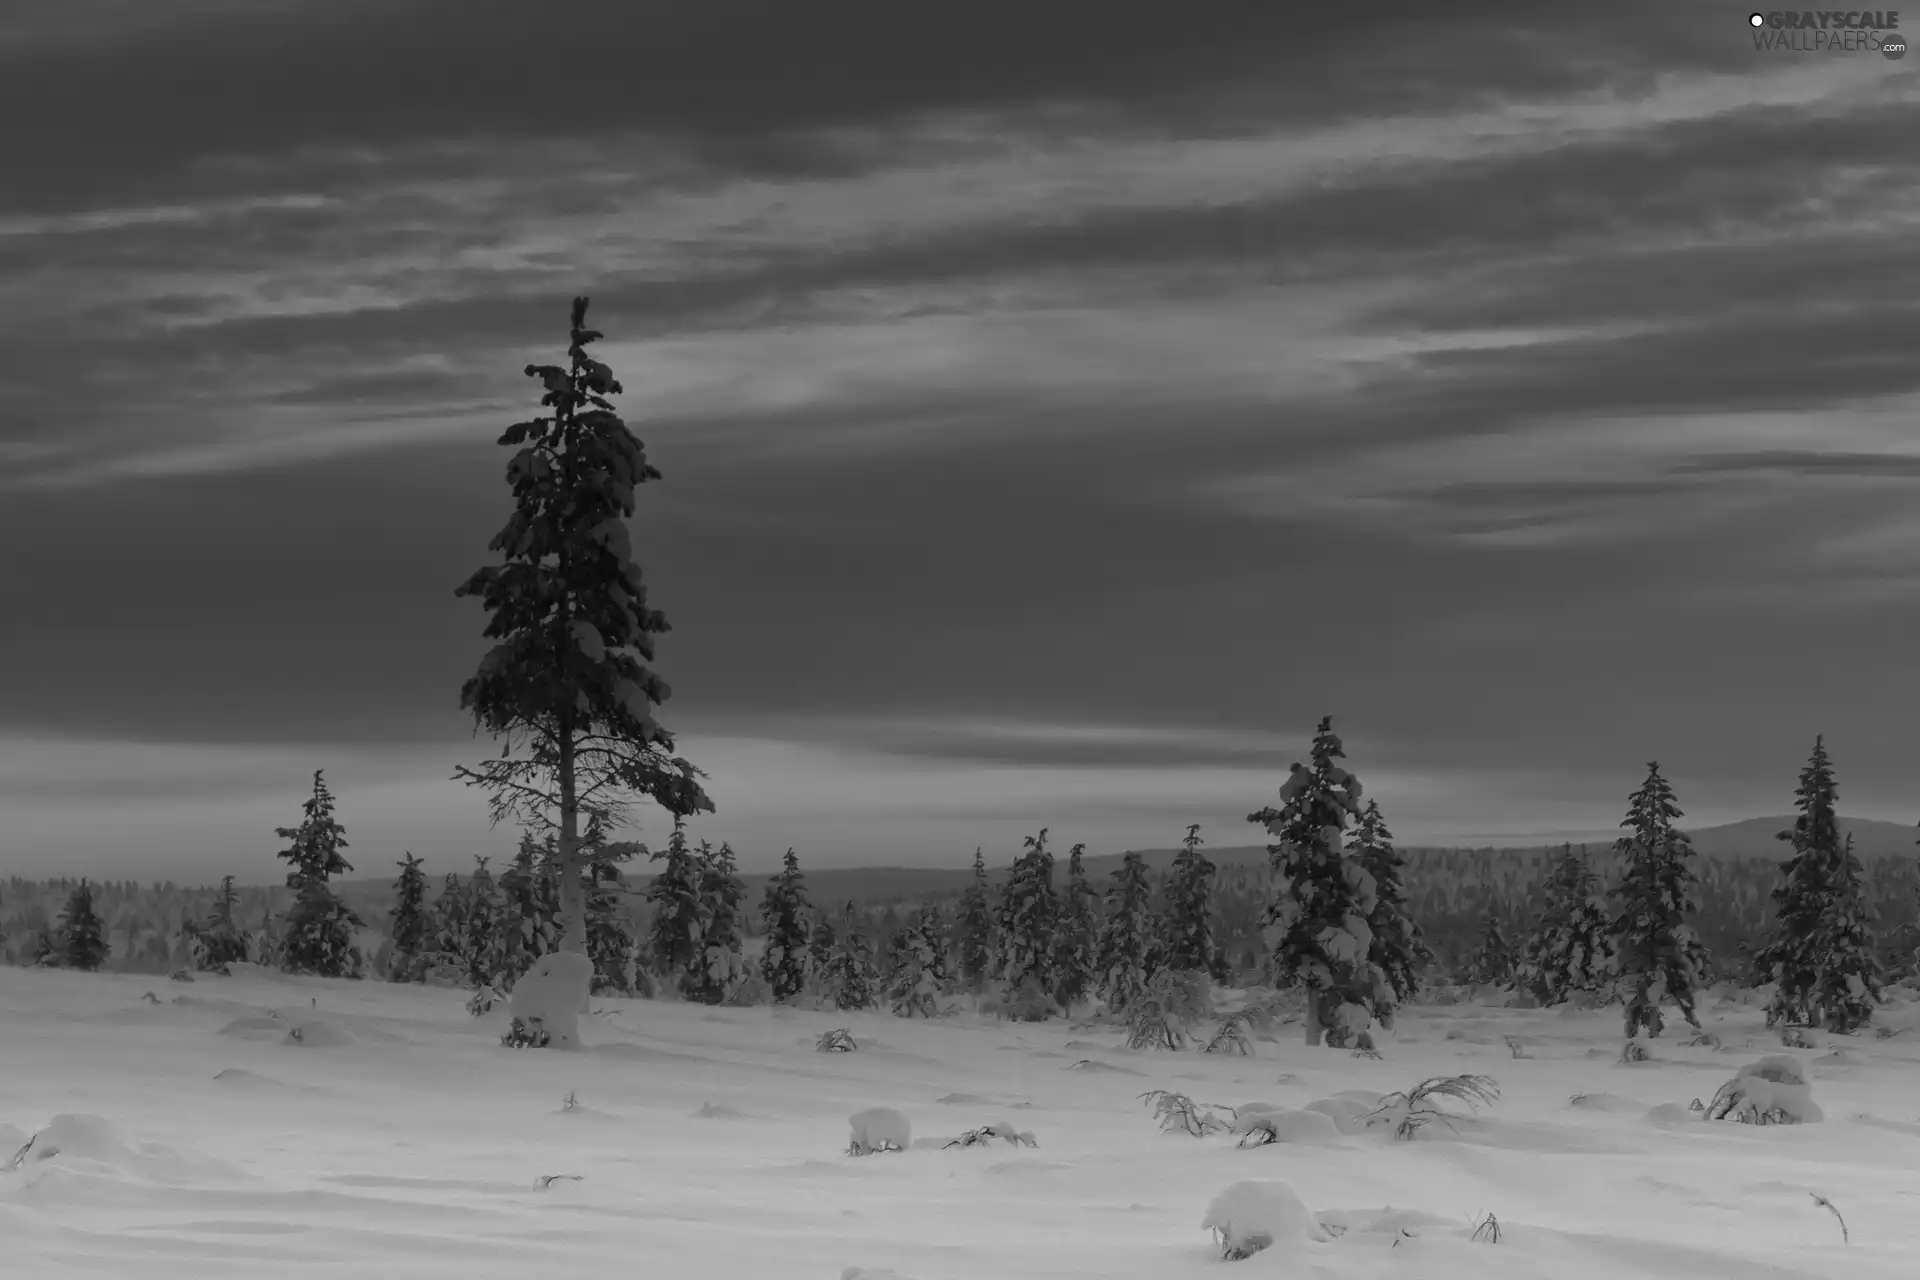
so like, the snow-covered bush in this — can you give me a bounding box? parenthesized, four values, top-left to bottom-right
(1201, 1180, 1327, 1260)
(506, 950, 594, 1050)
(847, 1107, 911, 1155)
(1706, 1055, 1822, 1124)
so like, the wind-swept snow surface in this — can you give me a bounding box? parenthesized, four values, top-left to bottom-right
(3, 967, 1919, 1277)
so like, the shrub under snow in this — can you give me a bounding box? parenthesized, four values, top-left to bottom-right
(847, 1107, 911, 1155)
(507, 951, 595, 1050)
(1201, 1179, 1328, 1260)
(1707, 1055, 1823, 1124)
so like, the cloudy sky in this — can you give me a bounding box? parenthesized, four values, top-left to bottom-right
(2, 1, 1915, 883)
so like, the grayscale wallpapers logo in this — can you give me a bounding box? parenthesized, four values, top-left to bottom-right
(1747, 9, 1906, 57)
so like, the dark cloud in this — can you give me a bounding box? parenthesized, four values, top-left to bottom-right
(1668, 450, 1920, 480)
(0, 0, 1753, 215)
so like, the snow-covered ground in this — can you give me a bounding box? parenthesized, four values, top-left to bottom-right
(5, 967, 1919, 1278)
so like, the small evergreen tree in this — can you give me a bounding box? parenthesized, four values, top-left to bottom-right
(758, 848, 813, 1002)
(886, 907, 949, 1017)
(1247, 717, 1383, 1046)
(463, 856, 503, 986)
(1760, 736, 1880, 1031)
(1347, 800, 1429, 1011)
(993, 828, 1060, 1011)
(275, 770, 361, 978)
(1517, 843, 1614, 1007)
(1160, 824, 1218, 977)
(807, 910, 838, 980)
(1612, 764, 1709, 1037)
(186, 875, 249, 973)
(60, 880, 108, 972)
(686, 840, 748, 1003)
(954, 847, 994, 991)
(1095, 851, 1159, 1010)
(826, 903, 878, 1010)
(494, 835, 556, 987)
(32, 927, 59, 967)
(1464, 908, 1514, 987)
(386, 854, 430, 981)
(430, 872, 467, 972)
(1053, 843, 1099, 1006)
(643, 823, 705, 989)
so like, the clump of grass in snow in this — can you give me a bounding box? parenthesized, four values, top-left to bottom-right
(1365, 1074, 1501, 1140)
(1811, 1193, 1848, 1245)
(1471, 1211, 1502, 1243)
(1139, 1090, 1230, 1137)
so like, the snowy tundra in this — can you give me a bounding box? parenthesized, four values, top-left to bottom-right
(4, 965, 1920, 1278)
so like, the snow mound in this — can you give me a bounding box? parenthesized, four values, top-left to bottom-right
(1642, 1103, 1700, 1127)
(936, 1092, 993, 1105)
(1708, 1056, 1822, 1124)
(842, 1268, 919, 1280)
(694, 1102, 745, 1120)
(508, 950, 595, 1050)
(210, 1068, 333, 1096)
(1300, 1093, 1382, 1135)
(0, 1124, 27, 1156)
(1064, 1059, 1142, 1075)
(848, 1108, 911, 1155)
(1201, 1179, 1328, 1259)
(1231, 1106, 1342, 1143)
(4, 1114, 235, 1187)
(1567, 1092, 1641, 1112)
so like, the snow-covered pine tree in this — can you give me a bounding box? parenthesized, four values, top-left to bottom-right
(463, 856, 504, 987)
(576, 815, 638, 994)
(1053, 843, 1098, 1007)
(1760, 736, 1880, 1031)
(886, 907, 950, 1017)
(430, 872, 467, 974)
(387, 854, 430, 981)
(1096, 850, 1159, 1011)
(32, 926, 59, 967)
(1247, 718, 1384, 1046)
(1464, 907, 1514, 987)
(643, 823, 705, 990)
(493, 836, 555, 987)
(807, 911, 838, 981)
(758, 848, 813, 1003)
(1346, 800, 1429, 1011)
(993, 828, 1060, 1014)
(686, 840, 748, 1003)
(826, 903, 878, 1010)
(454, 297, 712, 1034)
(1611, 764, 1710, 1037)
(186, 875, 249, 974)
(1160, 824, 1218, 979)
(60, 880, 108, 972)
(1516, 843, 1614, 1007)
(275, 770, 362, 978)
(954, 847, 993, 991)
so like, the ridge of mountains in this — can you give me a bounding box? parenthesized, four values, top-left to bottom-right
(318, 814, 1917, 906)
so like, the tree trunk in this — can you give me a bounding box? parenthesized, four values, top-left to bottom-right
(555, 727, 587, 956)
(1303, 992, 1325, 1046)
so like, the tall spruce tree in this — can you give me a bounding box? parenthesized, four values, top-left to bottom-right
(954, 847, 994, 991)
(1096, 851, 1159, 1010)
(886, 907, 950, 1017)
(1161, 824, 1218, 976)
(454, 296, 712, 1014)
(275, 771, 362, 978)
(643, 823, 705, 990)
(993, 828, 1060, 1007)
(1347, 800, 1429, 1011)
(60, 880, 108, 972)
(1247, 717, 1383, 1046)
(1760, 736, 1880, 1031)
(1517, 843, 1614, 1007)
(758, 849, 813, 1003)
(1612, 764, 1709, 1037)
(387, 854, 430, 981)
(430, 872, 467, 971)
(1053, 843, 1099, 1006)
(1464, 907, 1514, 987)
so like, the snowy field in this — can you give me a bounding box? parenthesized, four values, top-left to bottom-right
(5, 967, 1920, 1279)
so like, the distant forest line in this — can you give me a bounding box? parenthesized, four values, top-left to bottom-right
(9, 831, 1917, 980)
